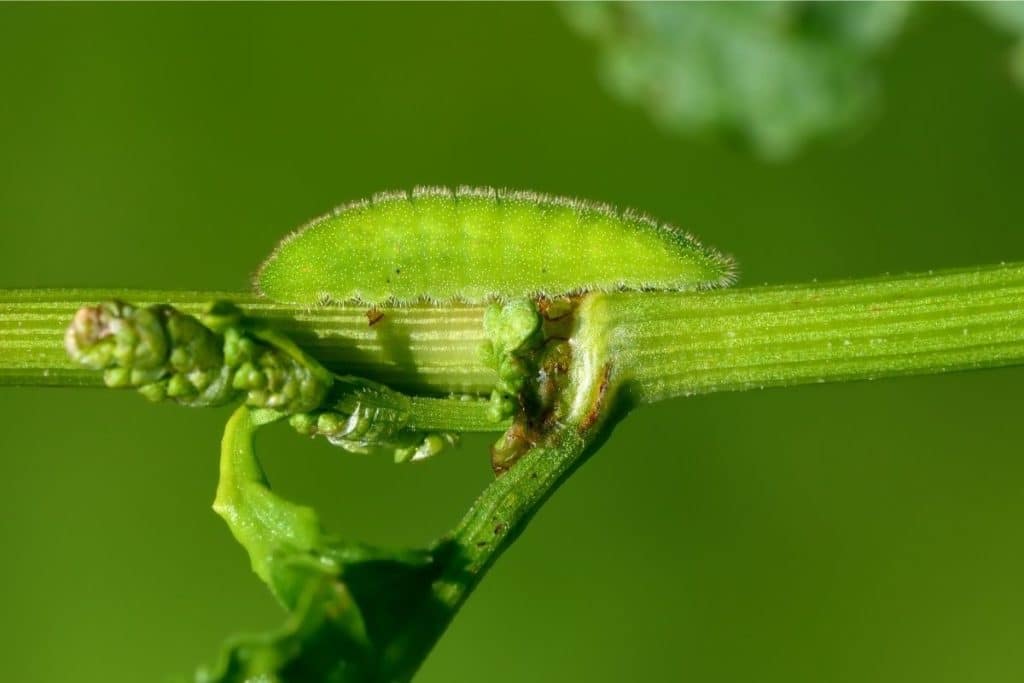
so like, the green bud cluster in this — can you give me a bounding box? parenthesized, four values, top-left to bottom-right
(221, 327, 327, 413)
(288, 377, 456, 463)
(66, 301, 231, 406)
(66, 300, 456, 463)
(65, 300, 329, 412)
(478, 299, 543, 421)
(480, 298, 580, 473)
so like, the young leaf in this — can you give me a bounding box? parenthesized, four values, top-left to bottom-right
(201, 405, 449, 682)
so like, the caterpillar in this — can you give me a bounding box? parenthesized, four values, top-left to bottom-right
(256, 186, 736, 306)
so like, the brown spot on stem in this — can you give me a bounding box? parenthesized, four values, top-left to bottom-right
(490, 421, 537, 475)
(365, 308, 384, 326)
(538, 297, 574, 321)
(579, 363, 613, 433)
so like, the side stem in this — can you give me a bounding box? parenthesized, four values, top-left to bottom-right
(378, 292, 620, 680)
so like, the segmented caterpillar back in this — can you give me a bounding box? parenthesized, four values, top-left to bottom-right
(257, 186, 736, 306)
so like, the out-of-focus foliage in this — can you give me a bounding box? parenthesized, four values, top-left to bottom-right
(974, 1, 1024, 85)
(564, 2, 910, 160)
(566, 2, 1024, 161)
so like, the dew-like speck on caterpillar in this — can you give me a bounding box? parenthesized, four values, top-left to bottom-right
(256, 186, 737, 306)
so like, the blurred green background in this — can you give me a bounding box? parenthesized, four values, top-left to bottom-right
(2, 3, 1024, 682)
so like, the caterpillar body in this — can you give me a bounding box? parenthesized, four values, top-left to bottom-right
(257, 186, 735, 306)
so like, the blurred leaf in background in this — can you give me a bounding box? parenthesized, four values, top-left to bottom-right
(565, 1, 1024, 160)
(564, 2, 911, 160)
(974, 1, 1024, 85)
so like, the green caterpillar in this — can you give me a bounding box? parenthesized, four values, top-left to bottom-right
(257, 186, 735, 305)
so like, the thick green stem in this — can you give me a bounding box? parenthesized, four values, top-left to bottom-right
(0, 289, 495, 396)
(607, 262, 1024, 404)
(3, 262, 1024, 409)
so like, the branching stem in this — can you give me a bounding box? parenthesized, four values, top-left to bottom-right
(3, 263, 1024, 681)
(4, 262, 1024, 408)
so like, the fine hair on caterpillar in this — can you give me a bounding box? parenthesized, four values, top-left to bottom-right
(257, 186, 736, 307)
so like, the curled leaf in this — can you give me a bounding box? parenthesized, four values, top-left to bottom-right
(202, 405, 451, 682)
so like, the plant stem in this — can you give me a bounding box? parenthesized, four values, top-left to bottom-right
(379, 294, 618, 680)
(607, 262, 1024, 404)
(3, 261, 1024, 410)
(4, 265, 1024, 681)
(0, 289, 495, 396)
(373, 262, 1024, 677)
